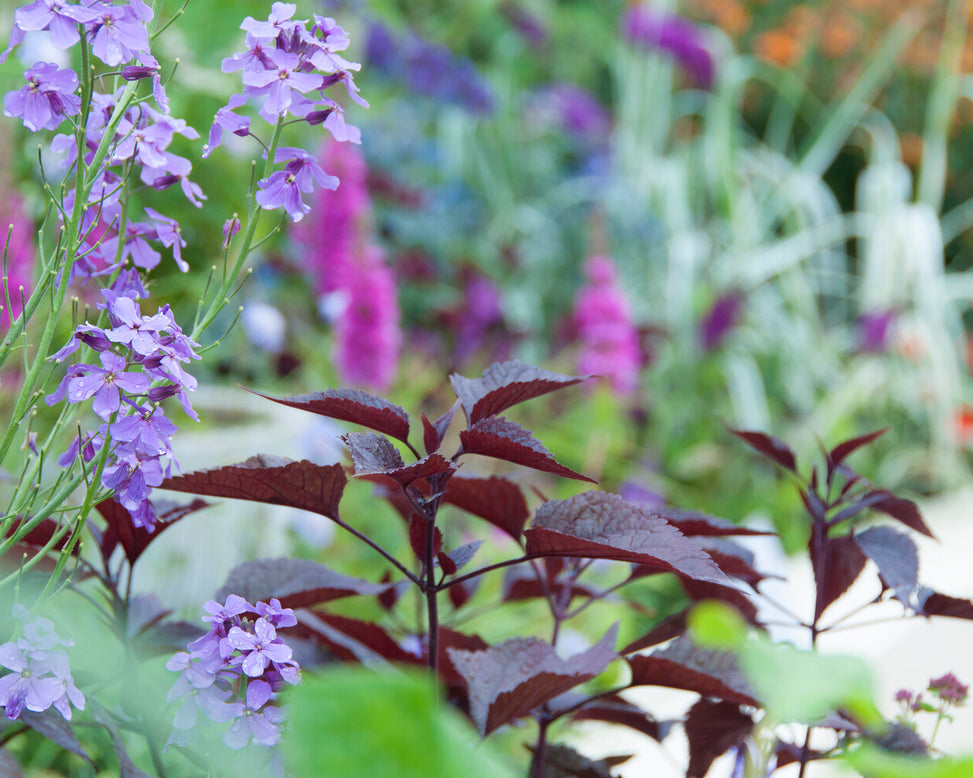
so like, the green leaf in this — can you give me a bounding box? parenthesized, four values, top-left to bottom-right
(846, 743, 973, 778)
(740, 638, 882, 727)
(687, 601, 748, 651)
(282, 666, 516, 778)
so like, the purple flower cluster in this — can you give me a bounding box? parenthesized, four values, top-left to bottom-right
(365, 22, 495, 115)
(296, 139, 400, 390)
(46, 287, 200, 530)
(699, 291, 744, 352)
(205, 2, 366, 222)
(928, 672, 969, 705)
(573, 255, 642, 396)
(0, 607, 85, 722)
(621, 4, 715, 89)
(166, 595, 300, 751)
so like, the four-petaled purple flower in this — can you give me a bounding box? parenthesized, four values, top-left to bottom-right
(256, 146, 338, 222)
(3, 61, 81, 132)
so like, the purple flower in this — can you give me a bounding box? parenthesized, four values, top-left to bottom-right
(699, 291, 743, 352)
(529, 82, 610, 141)
(622, 5, 714, 89)
(226, 619, 293, 677)
(242, 47, 324, 121)
(573, 255, 641, 396)
(3, 62, 81, 132)
(255, 146, 339, 222)
(46, 351, 151, 420)
(335, 246, 401, 391)
(928, 672, 969, 705)
(88, 2, 152, 66)
(203, 93, 250, 159)
(857, 309, 896, 354)
(9, 0, 100, 54)
(223, 680, 286, 749)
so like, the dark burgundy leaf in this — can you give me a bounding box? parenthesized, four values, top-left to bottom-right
(295, 609, 415, 666)
(918, 588, 973, 620)
(621, 611, 689, 655)
(656, 508, 774, 537)
(502, 564, 596, 604)
(436, 628, 490, 688)
(246, 387, 410, 443)
(422, 399, 460, 455)
(408, 516, 443, 565)
(775, 741, 829, 768)
(810, 533, 867, 620)
(628, 635, 758, 707)
(854, 526, 918, 606)
(438, 551, 457, 576)
(450, 360, 588, 425)
(19, 710, 91, 764)
(527, 492, 724, 582)
(443, 475, 530, 540)
(216, 558, 392, 607)
(679, 576, 759, 624)
(535, 743, 632, 778)
(448, 577, 479, 610)
(866, 491, 934, 538)
(377, 571, 400, 611)
(828, 491, 889, 527)
(799, 489, 827, 523)
(570, 695, 665, 742)
(4, 517, 76, 555)
(448, 624, 618, 735)
(97, 498, 208, 567)
(161, 455, 346, 520)
(460, 417, 596, 482)
(696, 538, 774, 588)
(828, 428, 888, 468)
(728, 428, 797, 472)
(684, 699, 753, 778)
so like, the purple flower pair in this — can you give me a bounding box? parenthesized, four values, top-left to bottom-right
(165, 595, 300, 751)
(0, 607, 85, 722)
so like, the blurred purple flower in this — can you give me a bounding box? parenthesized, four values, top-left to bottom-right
(530, 82, 610, 140)
(622, 5, 714, 89)
(699, 291, 743, 352)
(335, 245, 400, 391)
(0, 191, 35, 333)
(857, 309, 896, 354)
(573, 255, 641, 396)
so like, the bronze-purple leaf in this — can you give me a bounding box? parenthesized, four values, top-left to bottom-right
(810, 534, 867, 620)
(569, 694, 666, 742)
(442, 475, 530, 540)
(422, 399, 460, 455)
(460, 416, 596, 483)
(658, 507, 774, 537)
(526, 492, 725, 582)
(161, 455, 346, 520)
(246, 387, 410, 443)
(97, 498, 208, 568)
(501, 564, 596, 604)
(684, 699, 753, 778)
(20, 710, 91, 765)
(728, 428, 797, 472)
(918, 587, 973, 620)
(620, 611, 689, 655)
(853, 525, 918, 606)
(828, 428, 888, 468)
(866, 491, 934, 538)
(216, 558, 392, 608)
(448, 624, 618, 735)
(628, 635, 758, 707)
(295, 610, 416, 666)
(532, 744, 633, 778)
(342, 431, 405, 473)
(450, 360, 588, 425)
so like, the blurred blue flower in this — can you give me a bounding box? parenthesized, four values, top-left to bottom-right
(365, 22, 494, 114)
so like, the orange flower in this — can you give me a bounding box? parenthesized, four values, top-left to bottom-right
(900, 132, 923, 168)
(955, 406, 973, 446)
(754, 29, 803, 66)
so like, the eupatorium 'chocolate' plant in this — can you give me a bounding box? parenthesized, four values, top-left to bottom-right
(127, 361, 968, 776)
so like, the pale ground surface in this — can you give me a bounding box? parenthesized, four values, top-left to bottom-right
(149, 387, 973, 777)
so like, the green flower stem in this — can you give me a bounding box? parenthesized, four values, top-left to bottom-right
(0, 81, 141, 471)
(191, 116, 285, 342)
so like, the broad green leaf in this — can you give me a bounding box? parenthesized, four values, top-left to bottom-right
(845, 743, 973, 778)
(283, 666, 515, 778)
